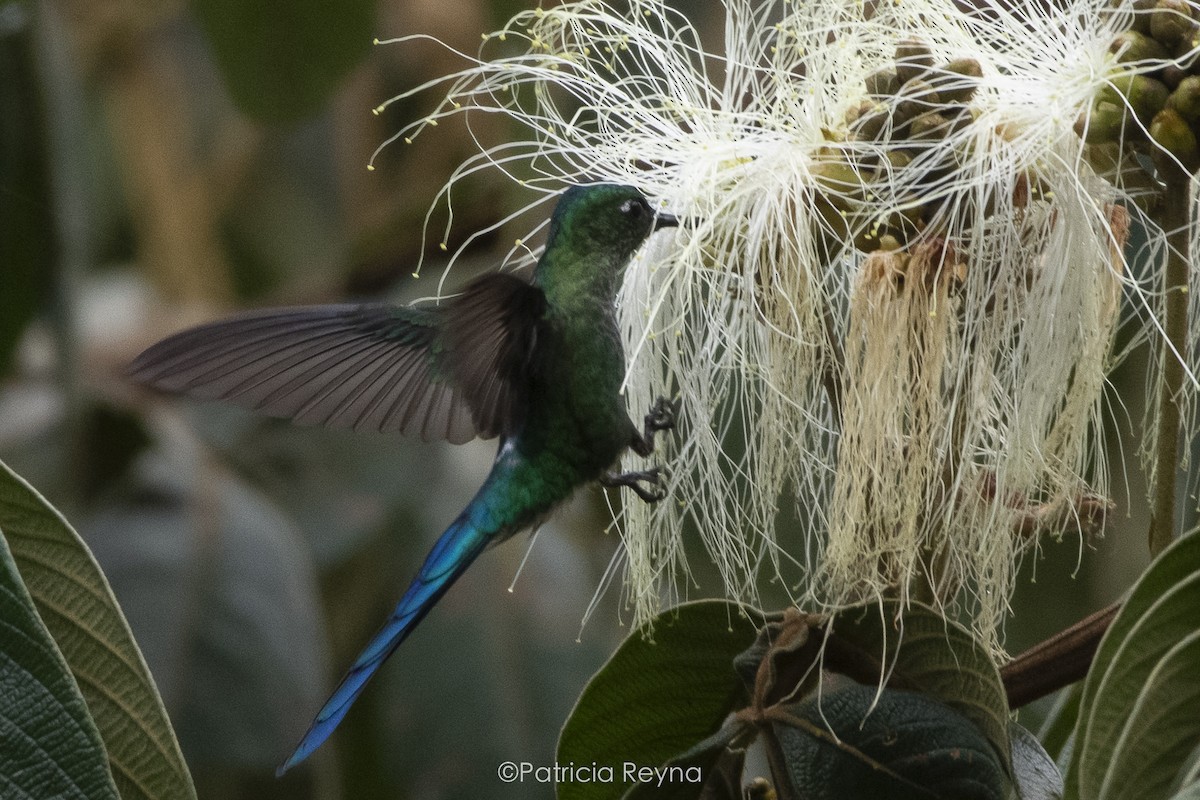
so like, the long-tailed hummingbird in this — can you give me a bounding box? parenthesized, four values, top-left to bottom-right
(129, 183, 680, 773)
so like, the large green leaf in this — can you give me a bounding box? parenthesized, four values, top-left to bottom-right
(0, 459, 197, 800)
(192, 0, 375, 123)
(556, 600, 763, 800)
(1066, 529, 1200, 800)
(766, 683, 1007, 800)
(0, 533, 120, 800)
(828, 601, 1011, 768)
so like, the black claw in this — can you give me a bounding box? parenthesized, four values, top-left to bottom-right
(601, 467, 667, 504)
(632, 396, 681, 457)
(645, 396, 681, 433)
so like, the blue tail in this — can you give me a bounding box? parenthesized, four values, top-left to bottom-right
(277, 507, 495, 774)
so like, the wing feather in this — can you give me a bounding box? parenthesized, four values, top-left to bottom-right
(130, 278, 547, 445)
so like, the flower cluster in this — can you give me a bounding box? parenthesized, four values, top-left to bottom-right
(379, 0, 1199, 647)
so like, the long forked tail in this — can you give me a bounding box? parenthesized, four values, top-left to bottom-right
(277, 510, 494, 775)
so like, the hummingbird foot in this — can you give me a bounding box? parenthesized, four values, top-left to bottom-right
(601, 467, 667, 503)
(632, 396, 681, 457)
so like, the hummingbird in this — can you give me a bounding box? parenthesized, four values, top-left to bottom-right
(129, 183, 680, 773)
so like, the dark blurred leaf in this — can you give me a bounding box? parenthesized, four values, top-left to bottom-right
(1009, 722, 1062, 800)
(0, 3, 52, 374)
(83, 444, 329, 770)
(191, 0, 375, 123)
(829, 601, 1011, 768)
(556, 600, 763, 800)
(767, 683, 1008, 800)
(80, 404, 152, 501)
(0, 458, 198, 800)
(1067, 529, 1200, 800)
(0, 532, 119, 800)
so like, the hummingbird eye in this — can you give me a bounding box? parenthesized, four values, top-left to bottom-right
(619, 198, 649, 220)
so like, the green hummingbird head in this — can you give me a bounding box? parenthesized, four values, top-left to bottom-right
(544, 183, 677, 265)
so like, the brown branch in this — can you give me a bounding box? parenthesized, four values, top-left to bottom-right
(1000, 602, 1119, 708)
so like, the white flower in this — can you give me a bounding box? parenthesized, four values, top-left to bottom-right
(378, 0, 1199, 648)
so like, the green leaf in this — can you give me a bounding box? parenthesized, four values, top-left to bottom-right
(1067, 529, 1200, 800)
(1009, 722, 1063, 800)
(192, 0, 375, 123)
(829, 601, 1011, 768)
(0, 533, 120, 800)
(766, 683, 1007, 800)
(0, 459, 197, 800)
(556, 600, 763, 800)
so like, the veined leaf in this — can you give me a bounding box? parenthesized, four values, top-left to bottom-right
(1067, 529, 1200, 800)
(0, 533, 119, 800)
(556, 600, 762, 800)
(766, 683, 1007, 800)
(828, 601, 1011, 768)
(0, 459, 197, 800)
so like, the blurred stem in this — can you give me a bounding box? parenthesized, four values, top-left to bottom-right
(1147, 172, 1192, 558)
(83, 15, 234, 307)
(34, 0, 89, 512)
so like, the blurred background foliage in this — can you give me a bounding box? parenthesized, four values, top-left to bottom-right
(0, 0, 1158, 797)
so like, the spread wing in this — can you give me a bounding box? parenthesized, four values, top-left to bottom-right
(128, 274, 547, 444)
(443, 272, 547, 439)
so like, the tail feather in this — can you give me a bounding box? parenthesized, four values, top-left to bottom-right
(277, 511, 493, 775)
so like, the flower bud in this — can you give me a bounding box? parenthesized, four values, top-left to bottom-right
(1132, 0, 1159, 34)
(895, 79, 941, 124)
(894, 39, 934, 84)
(1150, 106, 1200, 172)
(1166, 74, 1200, 123)
(1109, 29, 1170, 63)
(1074, 100, 1127, 142)
(934, 58, 983, 104)
(910, 111, 951, 140)
(1150, 0, 1197, 48)
(1099, 73, 1170, 125)
(864, 67, 899, 98)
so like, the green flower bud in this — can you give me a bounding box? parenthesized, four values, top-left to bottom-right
(1166, 74, 1200, 123)
(864, 67, 899, 98)
(1162, 64, 1187, 89)
(1109, 29, 1170, 63)
(894, 38, 934, 84)
(1132, 0, 1159, 35)
(1150, 0, 1196, 49)
(909, 111, 951, 140)
(811, 160, 867, 210)
(895, 79, 941, 124)
(885, 149, 915, 170)
(934, 57, 983, 104)
(850, 107, 889, 140)
(1099, 73, 1170, 124)
(1150, 106, 1200, 172)
(1074, 100, 1128, 143)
